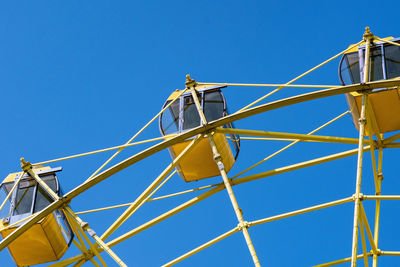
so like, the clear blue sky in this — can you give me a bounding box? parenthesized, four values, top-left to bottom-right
(1, 1, 400, 266)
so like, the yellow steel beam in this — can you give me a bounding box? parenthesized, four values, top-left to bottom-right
(351, 31, 372, 266)
(216, 127, 364, 145)
(350, 93, 367, 267)
(209, 134, 260, 267)
(64, 209, 107, 267)
(190, 82, 261, 266)
(380, 251, 400, 255)
(383, 132, 400, 144)
(251, 197, 353, 226)
(375, 37, 400, 47)
(359, 204, 379, 254)
(47, 255, 86, 267)
(148, 183, 218, 201)
(196, 82, 337, 88)
(363, 195, 400, 200)
(359, 218, 370, 267)
(231, 110, 350, 179)
(162, 227, 240, 267)
(366, 115, 380, 192)
(314, 253, 373, 267)
(237, 40, 365, 112)
(92, 234, 127, 267)
(101, 135, 202, 241)
(2, 78, 398, 251)
(372, 147, 383, 267)
(384, 143, 400, 148)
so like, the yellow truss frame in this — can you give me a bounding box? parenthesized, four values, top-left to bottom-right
(2, 27, 400, 266)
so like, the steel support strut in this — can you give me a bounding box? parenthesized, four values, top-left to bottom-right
(188, 77, 261, 266)
(351, 27, 373, 267)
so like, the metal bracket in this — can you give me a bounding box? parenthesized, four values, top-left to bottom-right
(237, 221, 251, 231)
(352, 193, 364, 201)
(185, 74, 197, 88)
(20, 157, 32, 172)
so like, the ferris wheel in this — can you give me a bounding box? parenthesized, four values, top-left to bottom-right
(1, 27, 400, 266)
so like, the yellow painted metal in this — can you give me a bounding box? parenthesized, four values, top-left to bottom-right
(351, 94, 368, 266)
(314, 253, 373, 267)
(48, 254, 85, 267)
(0, 212, 69, 266)
(21, 159, 60, 201)
(251, 197, 353, 226)
(231, 110, 351, 179)
(2, 165, 49, 184)
(3, 77, 400, 265)
(64, 209, 107, 267)
(351, 28, 373, 266)
(359, 217, 370, 267)
(380, 251, 400, 255)
(375, 37, 400, 47)
(148, 183, 218, 201)
(383, 132, 400, 144)
(347, 88, 400, 134)
(101, 135, 202, 241)
(359, 204, 378, 254)
(208, 134, 261, 267)
(170, 133, 235, 181)
(189, 83, 260, 266)
(196, 82, 337, 88)
(216, 127, 363, 145)
(162, 227, 240, 267)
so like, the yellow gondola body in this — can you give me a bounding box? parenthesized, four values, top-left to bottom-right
(0, 166, 73, 266)
(170, 133, 235, 182)
(340, 37, 400, 135)
(346, 87, 400, 135)
(160, 85, 240, 182)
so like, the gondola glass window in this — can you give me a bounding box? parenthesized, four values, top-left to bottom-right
(160, 86, 240, 182)
(339, 37, 400, 134)
(0, 166, 74, 266)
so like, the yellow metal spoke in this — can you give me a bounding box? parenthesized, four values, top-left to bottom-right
(101, 135, 202, 241)
(359, 204, 379, 254)
(375, 37, 400, 47)
(359, 217, 370, 267)
(148, 183, 219, 201)
(162, 227, 240, 267)
(216, 127, 362, 145)
(196, 82, 337, 88)
(251, 197, 353, 226)
(231, 110, 351, 179)
(314, 253, 373, 267)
